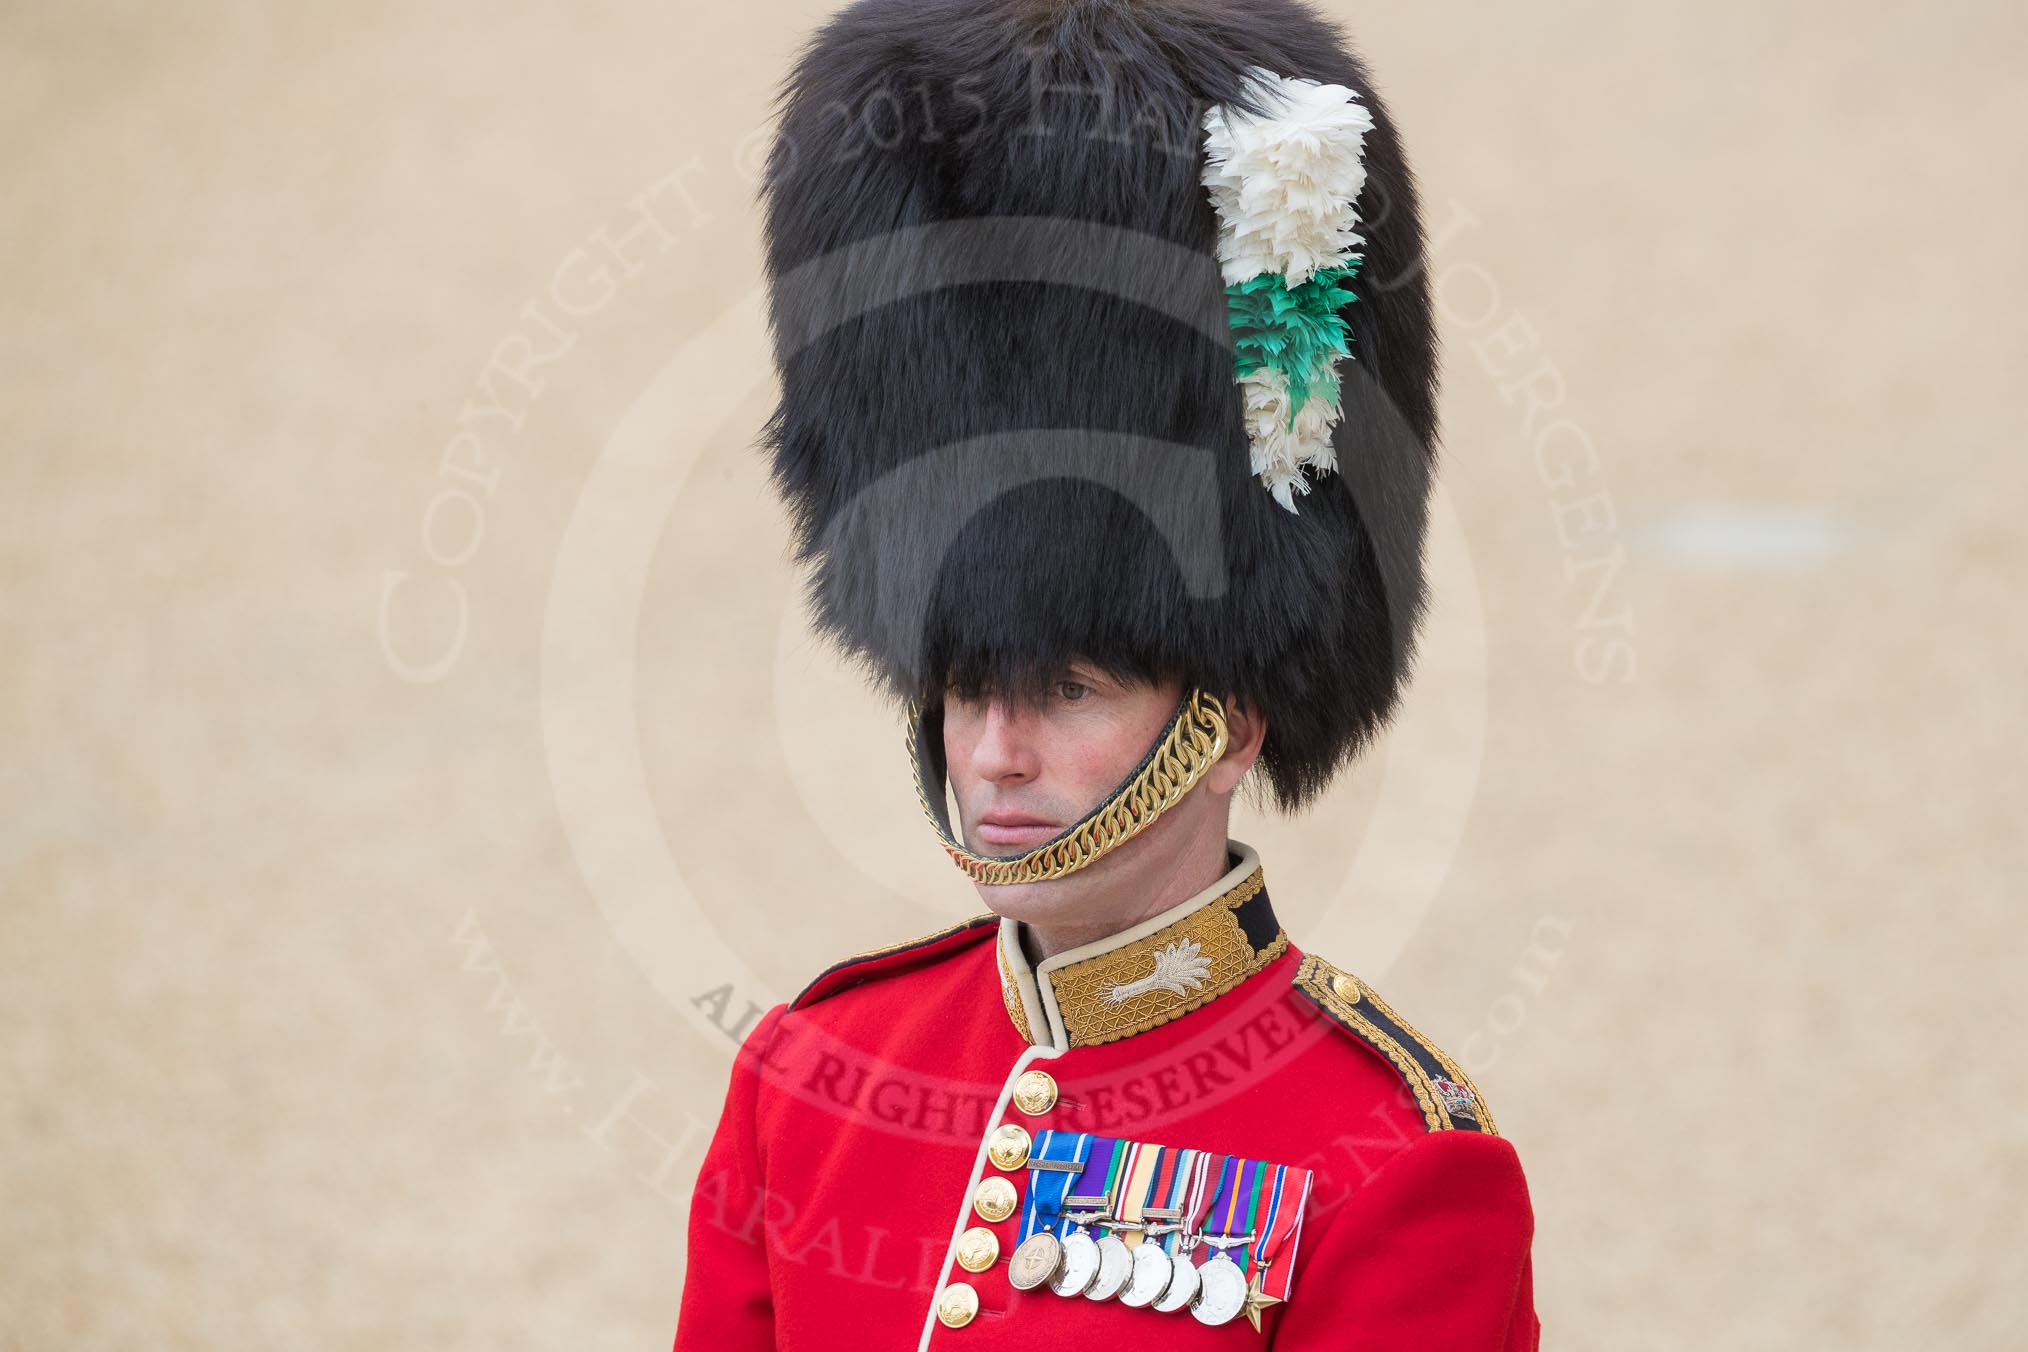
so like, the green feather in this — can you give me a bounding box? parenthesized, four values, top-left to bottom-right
(1227, 260, 1362, 428)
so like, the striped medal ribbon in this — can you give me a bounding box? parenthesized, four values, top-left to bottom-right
(1047, 1135, 1122, 1297)
(1246, 1162, 1315, 1318)
(1119, 1145, 1189, 1309)
(1191, 1156, 1265, 1327)
(1006, 1130, 1091, 1292)
(1152, 1149, 1224, 1315)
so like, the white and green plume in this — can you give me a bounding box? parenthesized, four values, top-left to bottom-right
(1202, 68, 1375, 513)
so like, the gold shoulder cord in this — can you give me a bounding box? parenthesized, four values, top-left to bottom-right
(906, 688, 1230, 886)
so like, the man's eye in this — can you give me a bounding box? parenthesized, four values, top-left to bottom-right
(1056, 680, 1092, 702)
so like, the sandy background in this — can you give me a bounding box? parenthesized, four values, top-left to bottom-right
(5, 1, 2025, 1347)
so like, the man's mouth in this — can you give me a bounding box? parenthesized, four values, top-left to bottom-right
(975, 812, 1060, 849)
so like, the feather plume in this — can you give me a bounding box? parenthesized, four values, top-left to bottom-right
(1241, 367, 1342, 513)
(1202, 70, 1375, 286)
(1202, 67, 1372, 511)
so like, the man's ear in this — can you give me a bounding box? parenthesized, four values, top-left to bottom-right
(1205, 692, 1266, 794)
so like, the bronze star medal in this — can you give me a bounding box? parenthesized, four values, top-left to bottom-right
(1242, 1267, 1283, 1332)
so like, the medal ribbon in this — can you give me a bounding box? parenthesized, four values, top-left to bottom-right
(1060, 1135, 1122, 1237)
(1157, 1148, 1197, 1255)
(1180, 1150, 1226, 1256)
(1206, 1157, 1269, 1275)
(1017, 1130, 1093, 1245)
(1137, 1145, 1188, 1254)
(1097, 1136, 1132, 1236)
(1113, 1141, 1164, 1250)
(1249, 1164, 1314, 1301)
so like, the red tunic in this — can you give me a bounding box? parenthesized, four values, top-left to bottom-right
(675, 843, 1540, 1349)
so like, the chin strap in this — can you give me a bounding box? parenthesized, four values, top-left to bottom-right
(905, 688, 1231, 886)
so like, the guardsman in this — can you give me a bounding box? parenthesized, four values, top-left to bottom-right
(675, 0, 1540, 1347)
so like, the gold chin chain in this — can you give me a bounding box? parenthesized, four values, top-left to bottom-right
(906, 688, 1230, 886)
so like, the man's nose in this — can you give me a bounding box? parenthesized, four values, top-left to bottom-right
(970, 697, 1041, 782)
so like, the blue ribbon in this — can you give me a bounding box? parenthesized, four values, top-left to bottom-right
(1016, 1130, 1093, 1245)
(1251, 1164, 1289, 1267)
(1157, 1147, 1197, 1255)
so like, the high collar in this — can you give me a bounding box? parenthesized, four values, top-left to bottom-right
(994, 840, 1286, 1050)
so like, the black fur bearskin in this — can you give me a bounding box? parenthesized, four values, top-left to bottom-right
(756, 0, 1439, 813)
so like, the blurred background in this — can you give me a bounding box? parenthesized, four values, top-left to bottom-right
(5, 1, 2024, 1347)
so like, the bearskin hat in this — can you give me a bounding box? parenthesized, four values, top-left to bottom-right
(757, 0, 1439, 813)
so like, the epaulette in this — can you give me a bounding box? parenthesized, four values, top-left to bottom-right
(1291, 953, 1500, 1135)
(790, 913, 999, 1012)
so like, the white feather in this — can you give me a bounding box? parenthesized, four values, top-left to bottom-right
(1201, 67, 1369, 509)
(1201, 68, 1375, 286)
(1240, 366, 1342, 514)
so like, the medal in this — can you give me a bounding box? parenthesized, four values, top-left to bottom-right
(1086, 1231, 1134, 1301)
(1050, 1136, 1122, 1297)
(1119, 1145, 1190, 1309)
(1085, 1138, 1154, 1302)
(1239, 1162, 1314, 1332)
(1122, 1240, 1174, 1308)
(1007, 1233, 1063, 1291)
(1192, 1247, 1250, 1326)
(1152, 1248, 1200, 1314)
(999, 1132, 1314, 1327)
(1152, 1150, 1222, 1315)
(1050, 1226, 1102, 1296)
(1008, 1129, 1092, 1292)
(1189, 1157, 1261, 1327)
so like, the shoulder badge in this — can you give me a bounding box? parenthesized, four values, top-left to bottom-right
(790, 913, 998, 1011)
(1291, 954, 1499, 1135)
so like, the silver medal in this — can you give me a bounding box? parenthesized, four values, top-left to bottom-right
(1119, 1241, 1175, 1308)
(1152, 1249, 1200, 1313)
(1085, 1234, 1133, 1301)
(1190, 1252, 1249, 1326)
(1007, 1231, 1065, 1292)
(1049, 1229, 1101, 1297)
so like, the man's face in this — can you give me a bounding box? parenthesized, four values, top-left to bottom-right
(941, 660, 1197, 925)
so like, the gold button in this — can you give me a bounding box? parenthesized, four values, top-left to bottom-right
(937, 1281, 980, 1328)
(972, 1174, 1018, 1223)
(955, 1226, 1000, 1273)
(986, 1123, 1033, 1171)
(1330, 973, 1361, 1004)
(1011, 1069, 1058, 1116)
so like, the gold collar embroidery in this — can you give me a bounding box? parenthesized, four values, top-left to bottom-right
(995, 840, 1286, 1050)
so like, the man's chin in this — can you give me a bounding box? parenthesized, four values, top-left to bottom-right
(968, 873, 1096, 927)
(960, 815, 1174, 926)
